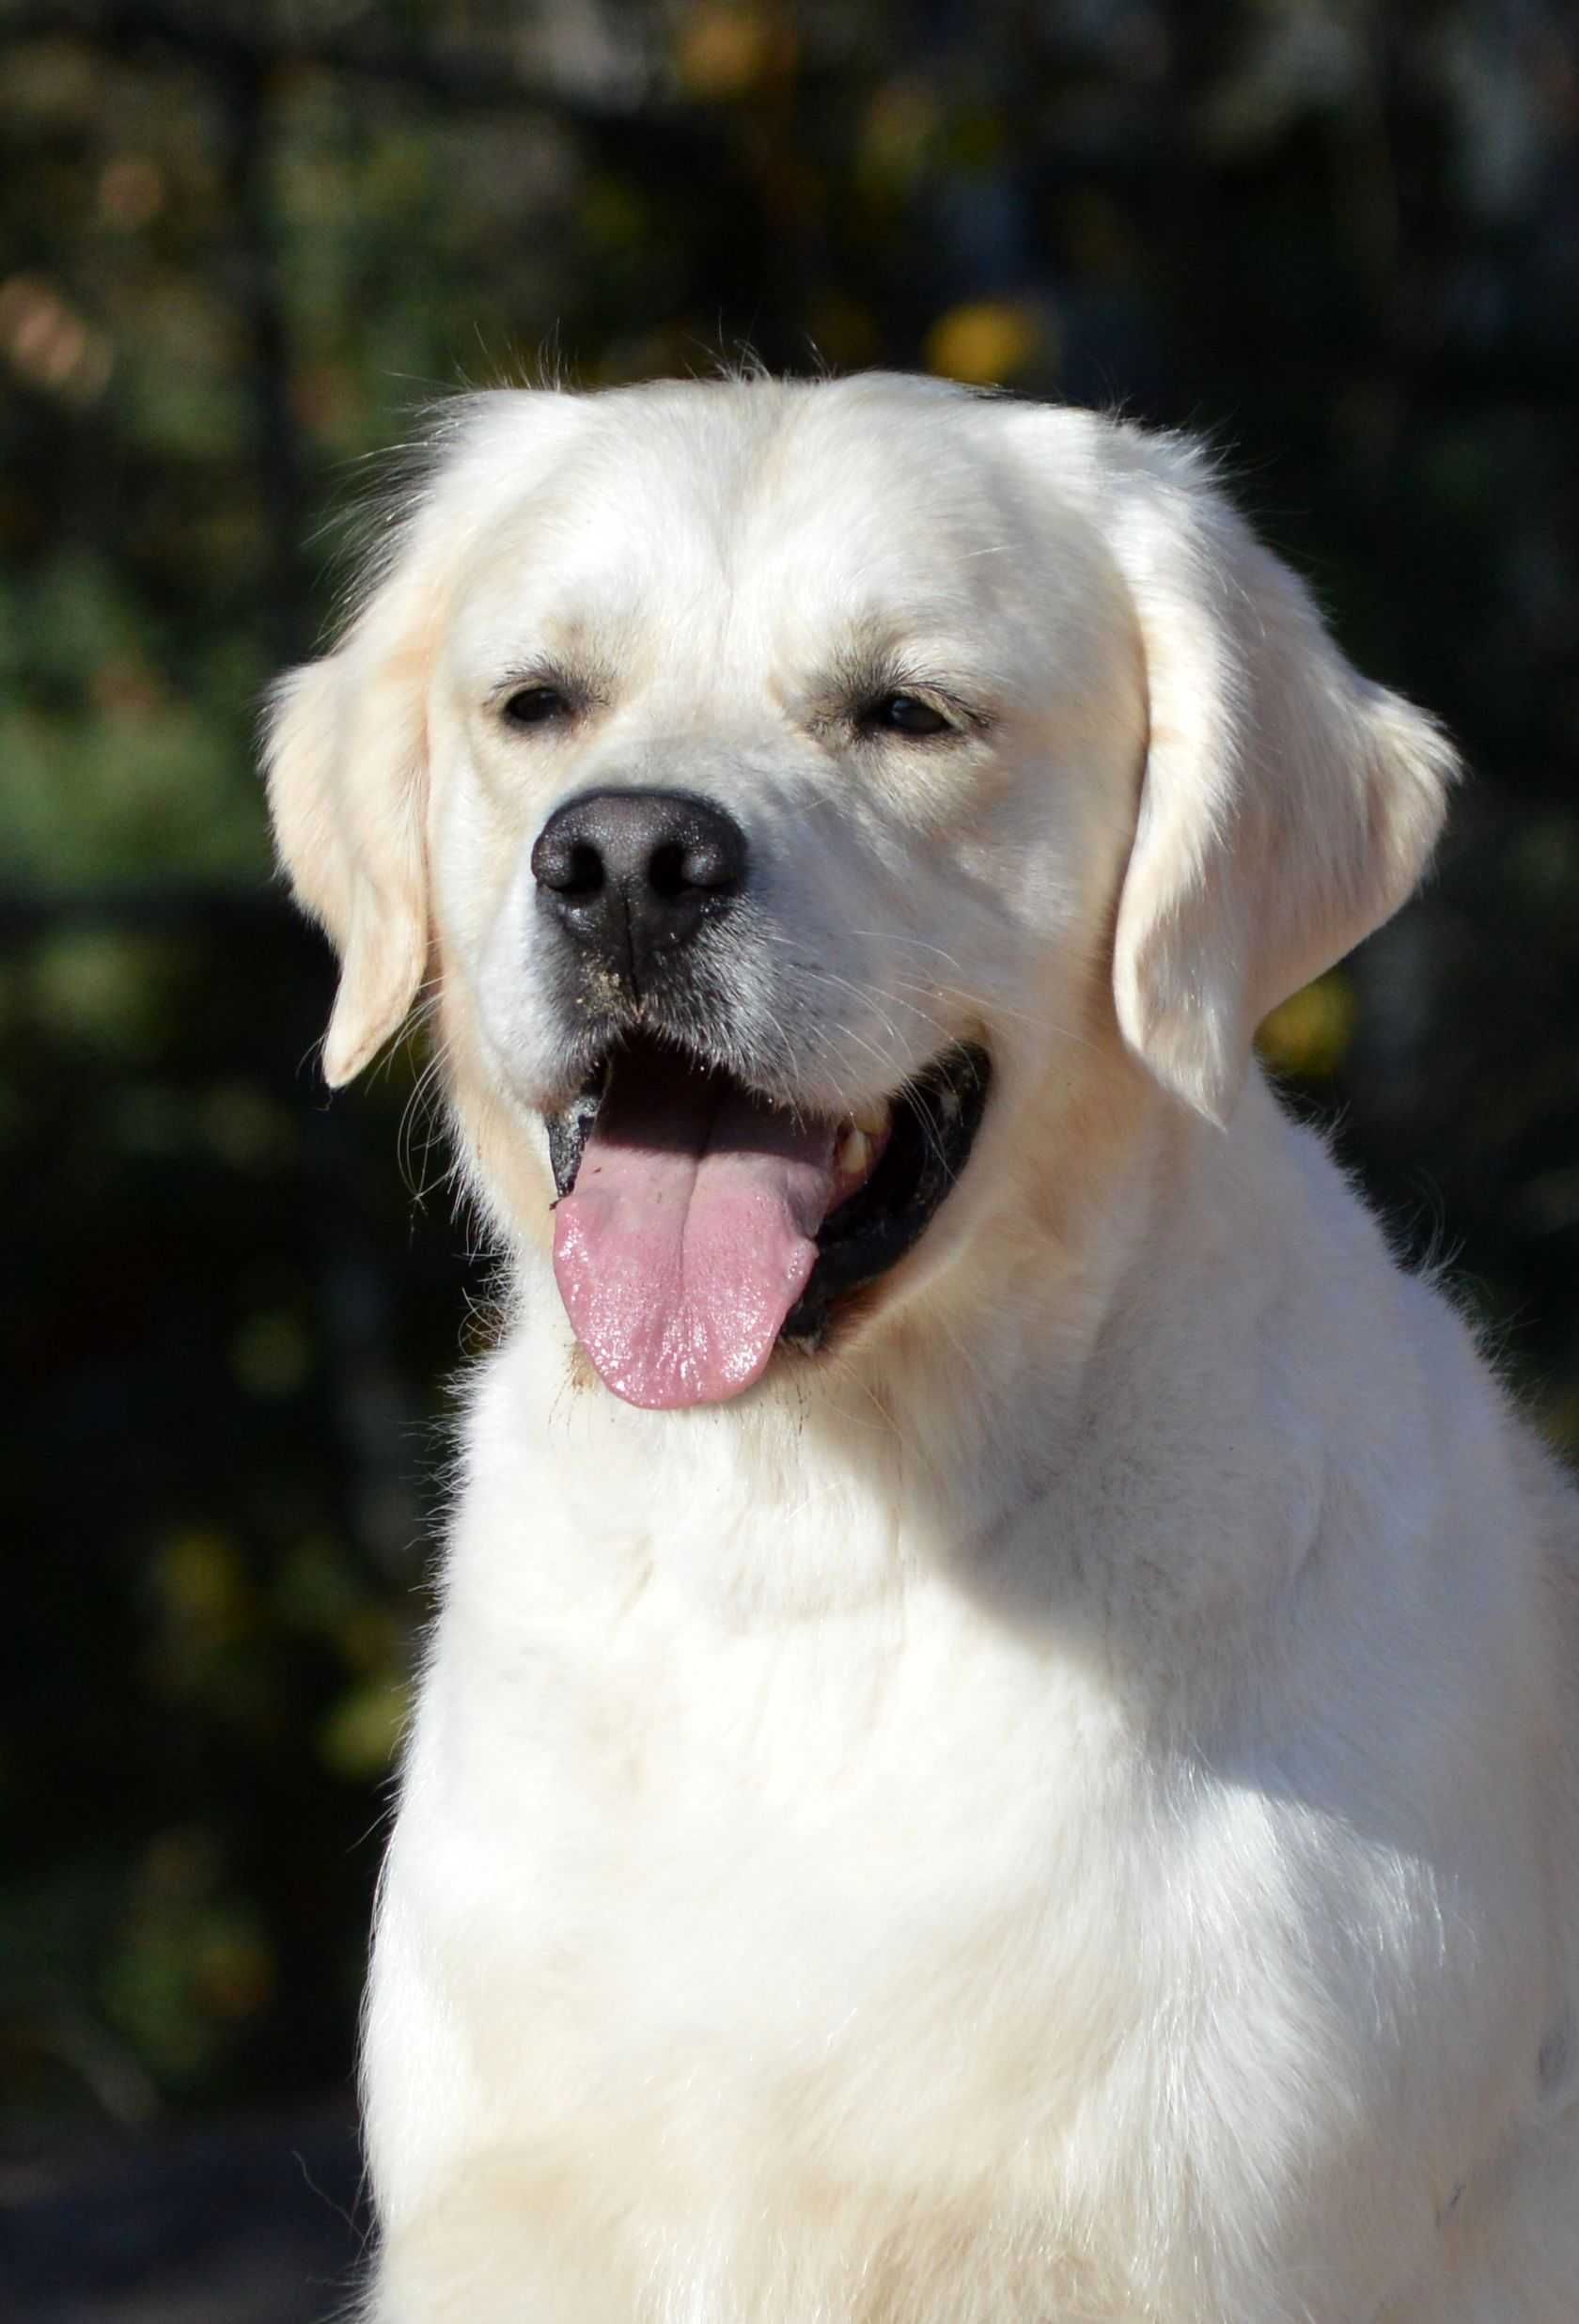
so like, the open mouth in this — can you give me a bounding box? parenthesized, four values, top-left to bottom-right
(546, 1035, 992, 1410)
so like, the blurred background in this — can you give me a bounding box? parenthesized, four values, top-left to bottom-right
(3, 0, 1577, 2316)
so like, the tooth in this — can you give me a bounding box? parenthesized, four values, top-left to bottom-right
(837, 1127, 873, 1177)
(852, 1099, 891, 1137)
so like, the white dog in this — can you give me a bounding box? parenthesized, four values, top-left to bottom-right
(265, 373, 1579, 2322)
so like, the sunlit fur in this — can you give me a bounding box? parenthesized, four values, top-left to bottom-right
(265, 374, 1579, 2322)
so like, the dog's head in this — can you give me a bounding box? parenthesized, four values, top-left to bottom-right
(265, 375, 1454, 1410)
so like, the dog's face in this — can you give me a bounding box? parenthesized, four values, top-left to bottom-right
(267, 375, 1454, 1409)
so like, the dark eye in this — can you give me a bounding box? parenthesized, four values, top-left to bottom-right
(865, 692, 953, 739)
(501, 683, 571, 730)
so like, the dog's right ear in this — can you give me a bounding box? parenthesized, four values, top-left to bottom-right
(264, 546, 438, 1087)
(265, 387, 589, 1086)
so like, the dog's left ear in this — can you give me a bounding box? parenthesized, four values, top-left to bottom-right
(1096, 428, 1458, 1126)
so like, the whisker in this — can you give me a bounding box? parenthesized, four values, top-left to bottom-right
(848, 930, 969, 974)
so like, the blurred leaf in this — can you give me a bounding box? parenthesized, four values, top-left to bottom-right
(924, 298, 1051, 385)
(29, 931, 184, 1058)
(1258, 971, 1358, 1081)
(153, 1531, 253, 1649)
(675, 2, 790, 100)
(318, 1680, 411, 1782)
(230, 1309, 313, 1400)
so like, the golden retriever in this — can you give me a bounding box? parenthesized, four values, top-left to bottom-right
(266, 373, 1579, 2322)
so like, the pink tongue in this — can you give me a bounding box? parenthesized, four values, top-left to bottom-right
(552, 1051, 838, 1409)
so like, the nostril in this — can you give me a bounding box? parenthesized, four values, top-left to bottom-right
(531, 831, 605, 898)
(648, 840, 688, 900)
(647, 838, 738, 900)
(559, 840, 604, 899)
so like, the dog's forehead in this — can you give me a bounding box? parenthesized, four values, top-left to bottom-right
(447, 379, 1093, 671)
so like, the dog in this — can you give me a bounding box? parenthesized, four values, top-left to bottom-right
(265, 372, 1579, 2322)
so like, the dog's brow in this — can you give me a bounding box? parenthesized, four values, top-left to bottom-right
(810, 642, 993, 733)
(485, 654, 608, 710)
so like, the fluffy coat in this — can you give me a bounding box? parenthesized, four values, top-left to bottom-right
(265, 374, 1579, 2321)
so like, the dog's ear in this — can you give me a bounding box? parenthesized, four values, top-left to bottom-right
(265, 388, 588, 1086)
(264, 543, 438, 1088)
(1102, 431, 1458, 1126)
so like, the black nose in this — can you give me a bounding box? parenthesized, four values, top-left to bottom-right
(530, 789, 747, 993)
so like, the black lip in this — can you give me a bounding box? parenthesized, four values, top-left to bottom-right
(546, 1041, 993, 1353)
(782, 1043, 991, 1347)
(546, 1071, 608, 1201)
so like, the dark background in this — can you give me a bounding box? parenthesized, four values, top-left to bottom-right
(3, 2, 1577, 2316)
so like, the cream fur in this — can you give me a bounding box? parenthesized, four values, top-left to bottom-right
(264, 374, 1579, 2322)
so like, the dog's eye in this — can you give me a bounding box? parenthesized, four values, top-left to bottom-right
(501, 683, 571, 730)
(864, 692, 954, 740)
